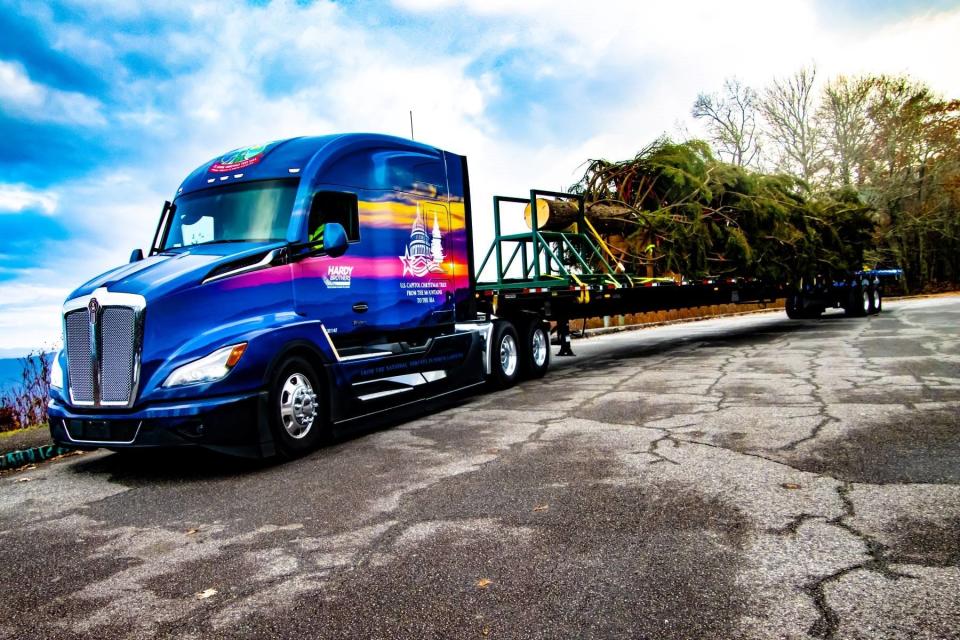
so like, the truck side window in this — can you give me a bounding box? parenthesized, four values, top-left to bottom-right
(308, 191, 360, 245)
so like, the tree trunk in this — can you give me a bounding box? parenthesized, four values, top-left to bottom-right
(523, 198, 639, 233)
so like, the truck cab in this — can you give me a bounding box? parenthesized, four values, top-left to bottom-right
(48, 134, 491, 457)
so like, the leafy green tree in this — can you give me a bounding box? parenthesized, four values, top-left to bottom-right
(861, 77, 960, 288)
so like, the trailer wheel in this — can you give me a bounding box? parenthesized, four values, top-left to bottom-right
(489, 320, 520, 389)
(786, 294, 820, 319)
(845, 283, 869, 317)
(785, 294, 804, 319)
(868, 282, 882, 315)
(268, 356, 326, 458)
(519, 319, 551, 379)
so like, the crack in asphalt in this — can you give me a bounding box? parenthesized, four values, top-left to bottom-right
(765, 513, 822, 536)
(646, 433, 682, 465)
(803, 484, 916, 639)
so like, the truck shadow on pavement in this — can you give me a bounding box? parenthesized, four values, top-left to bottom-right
(67, 447, 278, 483)
(66, 312, 879, 483)
(553, 313, 855, 372)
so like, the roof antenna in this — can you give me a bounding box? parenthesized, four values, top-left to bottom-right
(409, 110, 415, 141)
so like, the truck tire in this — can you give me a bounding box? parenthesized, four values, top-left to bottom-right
(785, 294, 804, 319)
(786, 294, 820, 319)
(868, 282, 882, 315)
(845, 283, 869, 317)
(268, 356, 326, 458)
(489, 320, 520, 389)
(519, 319, 551, 379)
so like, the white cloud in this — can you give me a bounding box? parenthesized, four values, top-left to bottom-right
(0, 282, 68, 354)
(7, 0, 960, 352)
(0, 59, 106, 126)
(0, 184, 59, 215)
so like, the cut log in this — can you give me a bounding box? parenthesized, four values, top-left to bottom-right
(523, 198, 638, 232)
(523, 198, 578, 231)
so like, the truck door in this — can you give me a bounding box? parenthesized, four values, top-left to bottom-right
(293, 143, 455, 350)
(291, 190, 362, 342)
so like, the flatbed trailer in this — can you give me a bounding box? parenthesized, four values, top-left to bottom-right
(472, 190, 897, 357)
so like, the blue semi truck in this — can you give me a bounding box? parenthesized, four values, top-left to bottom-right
(47, 134, 893, 457)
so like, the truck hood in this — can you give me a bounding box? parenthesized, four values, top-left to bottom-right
(65, 242, 288, 303)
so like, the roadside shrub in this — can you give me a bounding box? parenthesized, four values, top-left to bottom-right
(0, 351, 51, 432)
(0, 406, 17, 431)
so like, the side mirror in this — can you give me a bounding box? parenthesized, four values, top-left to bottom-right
(130, 248, 144, 263)
(323, 223, 349, 258)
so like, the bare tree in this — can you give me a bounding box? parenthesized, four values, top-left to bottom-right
(692, 78, 762, 167)
(819, 75, 874, 188)
(761, 66, 826, 186)
(0, 350, 51, 432)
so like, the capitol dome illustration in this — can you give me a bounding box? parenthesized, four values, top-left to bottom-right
(401, 205, 445, 277)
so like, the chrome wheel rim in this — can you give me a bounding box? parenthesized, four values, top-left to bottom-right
(871, 288, 879, 308)
(279, 373, 317, 439)
(863, 289, 870, 311)
(500, 334, 518, 377)
(531, 328, 547, 367)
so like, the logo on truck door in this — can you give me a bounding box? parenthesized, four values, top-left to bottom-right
(400, 203, 445, 278)
(323, 265, 353, 289)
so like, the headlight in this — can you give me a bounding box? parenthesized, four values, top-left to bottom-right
(50, 351, 64, 390)
(163, 343, 247, 388)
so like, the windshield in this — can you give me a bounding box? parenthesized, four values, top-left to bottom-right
(163, 179, 298, 250)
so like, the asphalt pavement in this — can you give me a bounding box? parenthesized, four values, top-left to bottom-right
(1, 296, 958, 639)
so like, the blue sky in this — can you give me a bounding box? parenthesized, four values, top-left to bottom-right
(1, 0, 958, 356)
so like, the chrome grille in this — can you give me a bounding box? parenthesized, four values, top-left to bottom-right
(63, 291, 143, 407)
(101, 307, 136, 403)
(65, 310, 94, 403)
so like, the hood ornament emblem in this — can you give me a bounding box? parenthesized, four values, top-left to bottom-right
(88, 298, 100, 323)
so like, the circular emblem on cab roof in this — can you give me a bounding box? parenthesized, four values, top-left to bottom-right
(209, 143, 268, 173)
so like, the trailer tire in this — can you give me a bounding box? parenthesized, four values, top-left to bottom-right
(489, 320, 521, 389)
(785, 294, 804, 319)
(519, 319, 551, 379)
(786, 294, 820, 319)
(845, 283, 869, 317)
(868, 282, 882, 315)
(268, 356, 326, 458)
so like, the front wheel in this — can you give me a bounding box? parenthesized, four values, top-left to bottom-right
(489, 320, 520, 389)
(269, 357, 326, 458)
